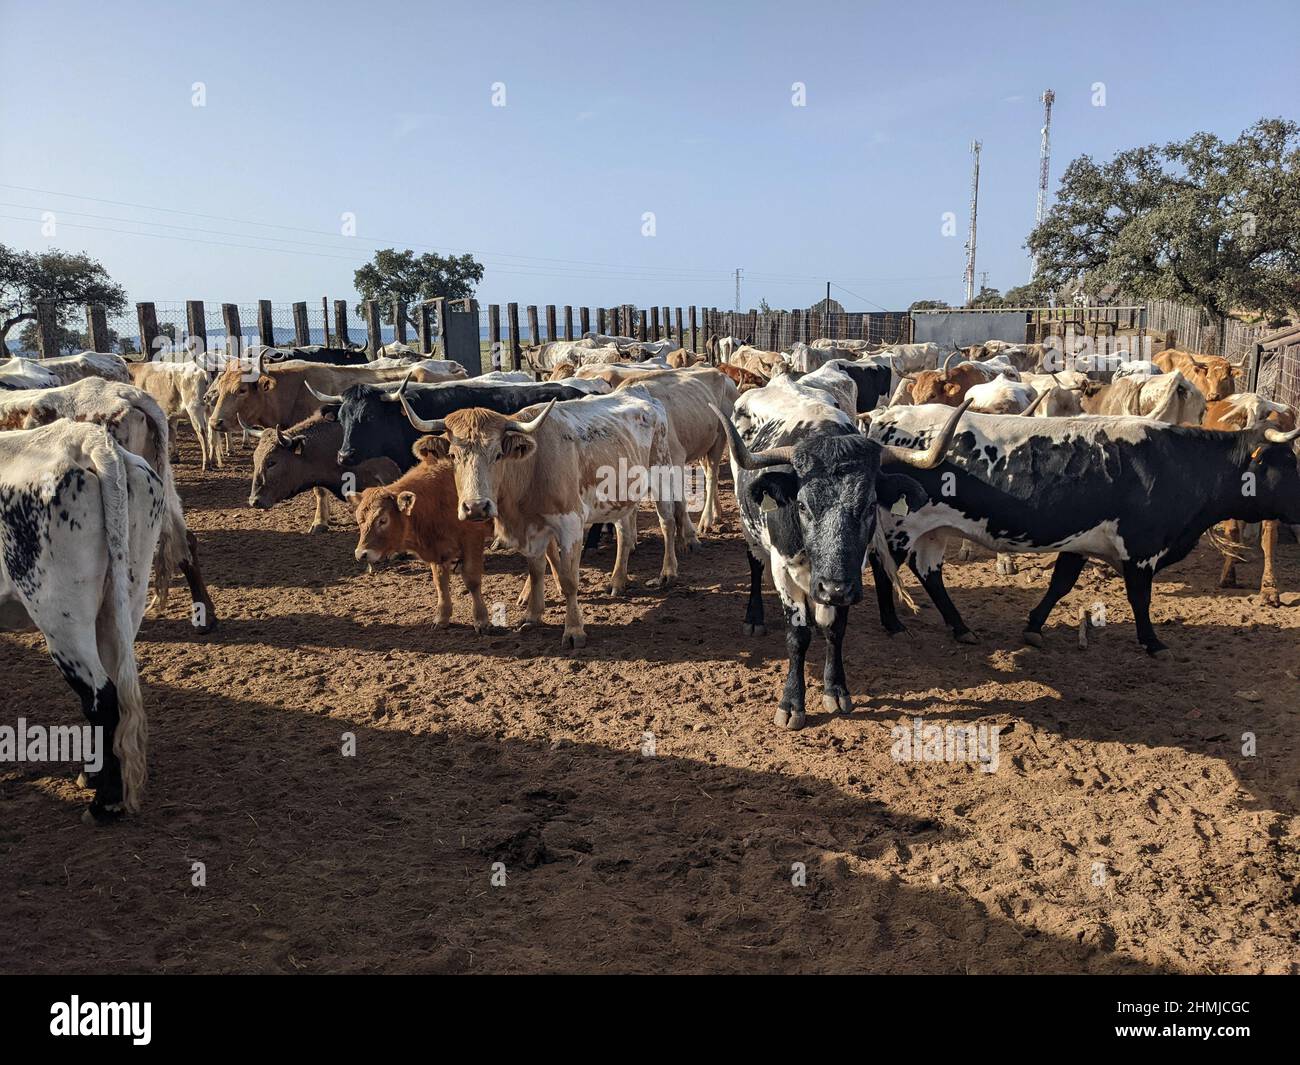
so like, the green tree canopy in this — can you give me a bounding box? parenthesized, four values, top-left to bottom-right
(1027, 118, 1300, 321)
(909, 299, 950, 311)
(354, 248, 485, 327)
(0, 244, 127, 354)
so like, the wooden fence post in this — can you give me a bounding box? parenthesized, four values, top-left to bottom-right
(34, 299, 60, 357)
(417, 302, 434, 354)
(363, 300, 383, 360)
(187, 299, 207, 355)
(675, 308, 683, 349)
(292, 301, 310, 347)
(86, 303, 110, 352)
(322, 297, 331, 347)
(221, 303, 242, 357)
(488, 304, 502, 371)
(507, 303, 522, 371)
(257, 300, 274, 347)
(689, 307, 698, 352)
(137, 301, 160, 359)
(545, 304, 557, 342)
(392, 300, 408, 345)
(334, 300, 351, 348)
(563, 306, 574, 341)
(608, 307, 618, 335)
(638, 310, 648, 342)
(526, 305, 540, 348)
(578, 307, 589, 337)
(650, 306, 660, 339)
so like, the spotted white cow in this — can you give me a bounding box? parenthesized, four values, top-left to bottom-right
(0, 420, 164, 820)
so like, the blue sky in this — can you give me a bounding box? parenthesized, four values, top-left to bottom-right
(2, 0, 1296, 313)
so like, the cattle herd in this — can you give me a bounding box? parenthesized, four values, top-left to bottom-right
(1, 329, 1297, 824)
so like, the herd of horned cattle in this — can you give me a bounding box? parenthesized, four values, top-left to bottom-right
(2, 327, 1298, 821)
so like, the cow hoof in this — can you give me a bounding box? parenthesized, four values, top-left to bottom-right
(191, 615, 217, 635)
(1022, 630, 1043, 648)
(608, 584, 627, 598)
(1146, 644, 1170, 659)
(743, 623, 766, 637)
(648, 575, 675, 590)
(822, 692, 852, 713)
(81, 802, 124, 826)
(308, 523, 327, 535)
(954, 630, 978, 645)
(75, 770, 99, 790)
(1261, 589, 1281, 608)
(996, 560, 1018, 576)
(562, 632, 587, 650)
(433, 618, 451, 630)
(774, 708, 806, 730)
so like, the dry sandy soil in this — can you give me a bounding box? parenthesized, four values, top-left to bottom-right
(2, 436, 1297, 974)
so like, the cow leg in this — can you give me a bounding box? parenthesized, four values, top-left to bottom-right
(186, 402, 211, 471)
(869, 551, 906, 635)
(584, 522, 603, 552)
(180, 530, 216, 634)
(957, 539, 974, 562)
(647, 498, 679, 589)
(1217, 519, 1242, 588)
(909, 559, 975, 643)
(1259, 520, 1280, 606)
(995, 552, 1019, 576)
(776, 603, 813, 730)
(43, 622, 128, 822)
(430, 563, 453, 628)
(1023, 551, 1086, 646)
(521, 553, 547, 627)
(819, 604, 852, 713)
(556, 545, 586, 649)
(1121, 562, 1166, 656)
(460, 544, 490, 632)
(309, 487, 330, 533)
(608, 515, 634, 596)
(744, 547, 767, 636)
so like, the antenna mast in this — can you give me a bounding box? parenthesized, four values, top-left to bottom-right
(964, 139, 981, 306)
(734, 268, 743, 312)
(1033, 89, 1055, 270)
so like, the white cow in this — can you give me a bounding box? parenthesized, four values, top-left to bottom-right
(0, 420, 164, 820)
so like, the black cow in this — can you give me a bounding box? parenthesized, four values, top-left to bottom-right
(326, 378, 589, 470)
(818, 358, 894, 413)
(261, 345, 373, 366)
(719, 377, 969, 730)
(867, 407, 1300, 654)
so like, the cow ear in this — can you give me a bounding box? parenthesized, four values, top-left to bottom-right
(502, 431, 538, 460)
(396, 491, 417, 515)
(412, 434, 448, 463)
(289, 435, 306, 455)
(875, 472, 929, 516)
(258, 375, 276, 392)
(319, 403, 340, 421)
(748, 470, 799, 508)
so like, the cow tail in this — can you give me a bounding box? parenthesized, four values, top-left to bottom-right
(871, 521, 919, 614)
(90, 429, 148, 812)
(140, 394, 188, 612)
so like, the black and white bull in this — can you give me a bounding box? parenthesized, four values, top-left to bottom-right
(315, 377, 590, 471)
(0, 421, 164, 821)
(715, 378, 970, 729)
(867, 407, 1300, 655)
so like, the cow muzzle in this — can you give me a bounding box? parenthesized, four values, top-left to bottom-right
(355, 547, 380, 563)
(812, 577, 860, 607)
(459, 498, 495, 521)
(337, 448, 357, 466)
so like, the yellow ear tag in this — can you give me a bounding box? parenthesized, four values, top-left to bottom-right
(760, 494, 779, 513)
(890, 497, 910, 516)
(1251, 446, 1266, 463)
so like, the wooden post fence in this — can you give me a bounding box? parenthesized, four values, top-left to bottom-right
(86, 303, 111, 352)
(507, 302, 522, 371)
(363, 300, 383, 359)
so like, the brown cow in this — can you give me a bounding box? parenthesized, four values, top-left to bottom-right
(352, 442, 492, 631)
(717, 362, 768, 390)
(246, 413, 400, 532)
(1154, 349, 1235, 401)
(1204, 393, 1297, 606)
(902, 353, 1011, 406)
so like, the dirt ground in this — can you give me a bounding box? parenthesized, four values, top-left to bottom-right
(2, 435, 1297, 975)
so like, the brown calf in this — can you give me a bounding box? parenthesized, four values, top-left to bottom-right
(353, 440, 492, 631)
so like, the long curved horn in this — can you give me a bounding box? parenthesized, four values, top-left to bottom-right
(880, 397, 973, 469)
(398, 387, 446, 433)
(274, 427, 292, 447)
(1020, 388, 1051, 416)
(378, 369, 417, 403)
(305, 381, 344, 404)
(708, 403, 796, 469)
(505, 398, 556, 434)
(942, 349, 962, 374)
(1262, 423, 1300, 444)
(236, 414, 265, 440)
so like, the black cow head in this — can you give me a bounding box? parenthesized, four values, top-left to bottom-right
(715, 400, 970, 607)
(316, 380, 410, 467)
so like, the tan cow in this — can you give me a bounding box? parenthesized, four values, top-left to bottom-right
(1204, 393, 1298, 606)
(1154, 349, 1235, 401)
(127, 361, 219, 469)
(1079, 371, 1207, 424)
(353, 443, 492, 631)
(612, 368, 739, 537)
(398, 391, 681, 648)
